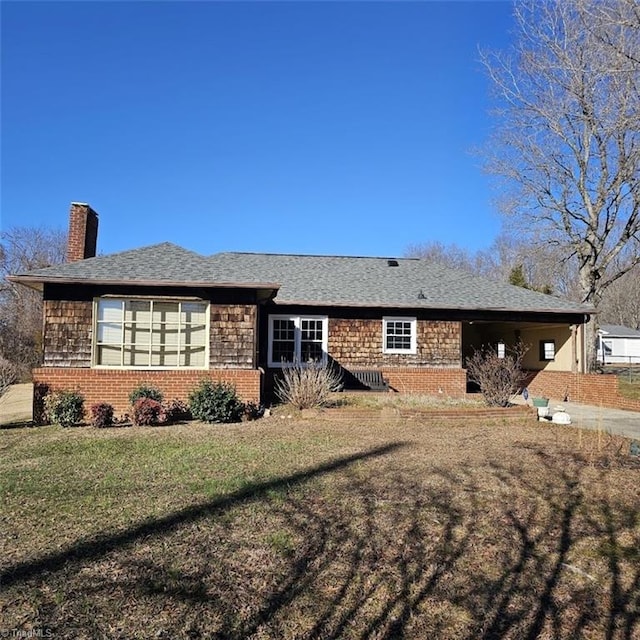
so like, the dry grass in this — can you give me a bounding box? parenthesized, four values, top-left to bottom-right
(1, 414, 639, 639)
(618, 372, 640, 401)
(327, 392, 485, 410)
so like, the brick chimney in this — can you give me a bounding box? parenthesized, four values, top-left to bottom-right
(66, 202, 99, 262)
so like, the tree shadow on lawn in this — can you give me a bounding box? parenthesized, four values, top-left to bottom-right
(0, 442, 406, 589)
(2, 441, 639, 639)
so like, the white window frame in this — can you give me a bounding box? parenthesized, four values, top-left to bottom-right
(382, 316, 417, 355)
(267, 314, 328, 368)
(92, 297, 210, 369)
(540, 339, 556, 362)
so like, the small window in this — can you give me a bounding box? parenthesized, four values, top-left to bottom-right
(539, 339, 555, 361)
(268, 315, 328, 367)
(383, 317, 417, 354)
(497, 342, 506, 359)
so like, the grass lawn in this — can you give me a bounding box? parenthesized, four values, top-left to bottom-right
(618, 371, 640, 401)
(1, 413, 639, 639)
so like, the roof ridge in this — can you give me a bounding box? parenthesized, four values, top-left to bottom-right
(211, 251, 420, 261)
(108, 242, 206, 258)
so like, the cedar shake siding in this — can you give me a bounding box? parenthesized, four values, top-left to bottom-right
(329, 318, 461, 368)
(210, 304, 257, 368)
(43, 300, 93, 367)
(42, 296, 258, 370)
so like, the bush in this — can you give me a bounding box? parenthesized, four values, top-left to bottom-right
(274, 362, 343, 410)
(129, 384, 163, 406)
(188, 380, 244, 423)
(163, 399, 192, 423)
(91, 403, 114, 428)
(465, 343, 528, 407)
(132, 397, 165, 426)
(44, 390, 85, 427)
(244, 401, 265, 421)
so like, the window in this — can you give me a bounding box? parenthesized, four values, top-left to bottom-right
(539, 339, 555, 361)
(383, 317, 417, 354)
(268, 315, 328, 367)
(497, 342, 506, 359)
(94, 298, 208, 368)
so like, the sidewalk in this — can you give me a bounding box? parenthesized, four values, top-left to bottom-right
(0, 383, 33, 426)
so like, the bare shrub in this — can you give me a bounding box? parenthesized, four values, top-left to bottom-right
(0, 357, 18, 397)
(466, 343, 528, 407)
(275, 362, 343, 410)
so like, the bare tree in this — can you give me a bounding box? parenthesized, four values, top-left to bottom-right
(599, 264, 640, 329)
(404, 241, 498, 278)
(0, 226, 66, 379)
(482, 0, 640, 368)
(405, 233, 577, 297)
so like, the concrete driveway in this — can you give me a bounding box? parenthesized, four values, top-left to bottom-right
(544, 399, 640, 440)
(0, 383, 33, 426)
(511, 393, 640, 440)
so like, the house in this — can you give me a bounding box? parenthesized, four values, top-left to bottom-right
(597, 324, 640, 366)
(9, 203, 594, 416)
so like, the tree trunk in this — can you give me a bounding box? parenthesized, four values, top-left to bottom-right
(579, 265, 602, 371)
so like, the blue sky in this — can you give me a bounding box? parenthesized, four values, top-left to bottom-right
(1, 1, 514, 258)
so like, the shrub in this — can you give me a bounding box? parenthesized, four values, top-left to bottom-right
(91, 403, 114, 428)
(274, 362, 343, 410)
(129, 384, 164, 406)
(244, 401, 265, 421)
(44, 390, 85, 427)
(132, 397, 165, 426)
(163, 399, 192, 423)
(465, 343, 528, 407)
(188, 380, 244, 423)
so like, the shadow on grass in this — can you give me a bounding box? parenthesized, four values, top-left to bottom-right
(2, 439, 639, 639)
(0, 419, 34, 430)
(0, 442, 406, 589)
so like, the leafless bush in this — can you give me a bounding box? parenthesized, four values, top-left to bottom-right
(0, 357, 18, 397)
(274, 362, 343, 410)
(466, 343, 528, 407)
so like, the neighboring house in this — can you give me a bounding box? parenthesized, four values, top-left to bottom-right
(597, 324, 640, 366)
(9, 203, 594, 415)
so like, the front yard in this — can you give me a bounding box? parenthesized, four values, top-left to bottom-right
(1, 414, 638, 639)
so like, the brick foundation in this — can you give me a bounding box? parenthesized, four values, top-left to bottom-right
(382, 368, 467, 396)
(524, 370, 640, 412)
(32, 367, 262, 423)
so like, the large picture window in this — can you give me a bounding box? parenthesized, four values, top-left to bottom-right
(94, 298, 208, 368)
(268, 315, 328, 367)
(383, 317, 417, 354)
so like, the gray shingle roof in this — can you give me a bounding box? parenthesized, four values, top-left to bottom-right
(599, 324, 640, 338)
(206, 252, 591, 313)
(10, 243, 593, 314)
(10, 243, 279, 288)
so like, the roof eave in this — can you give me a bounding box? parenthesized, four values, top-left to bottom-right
(7, 274, 281, 291)
(272, 298, 593, 315)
